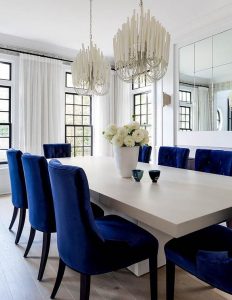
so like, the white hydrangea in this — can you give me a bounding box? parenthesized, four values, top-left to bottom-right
(124, 136, 135, 147)
(142, 129, 149, 138)
(132, 129, 144, 143)
(128, 121, 140, 131)
(106, 124, 118, 135)
(103, 131, 113, 141)
(117, 127, 128, 138)
(111, 135, 124, 147)
(142, 136, 149, 145)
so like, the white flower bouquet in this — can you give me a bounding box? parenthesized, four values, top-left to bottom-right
(103, 122, 149, 147)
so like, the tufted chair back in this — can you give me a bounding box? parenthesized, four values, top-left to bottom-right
(22, 154, 56, 232)
(7, 149, 28, 208)
(43, 143, 71, 159)
(195, 149, 232, 176)
(138, 145, 152, 163)
(158, 146, 190, 169)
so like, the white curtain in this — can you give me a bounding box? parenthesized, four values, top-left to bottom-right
(114, 75, 131, 126)
(92, 71, 115, 156)
(92, 72, 132, 156)
(17, 54, 64, 154)
(198, 87, 212, 131)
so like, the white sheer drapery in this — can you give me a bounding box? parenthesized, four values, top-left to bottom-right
(92, 72, 132, 157)
(17, 54, 64, 154)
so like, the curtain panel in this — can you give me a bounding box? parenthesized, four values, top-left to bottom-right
(17, 54, 64, 154)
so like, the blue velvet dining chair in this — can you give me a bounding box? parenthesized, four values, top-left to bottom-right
(7, 149, 28, 244)
(48, 160, 158, 300)
(138, 145, 152, 163)
(21, 154, 104, 281)
(165, 224, 232, 300)
(158, 146, 190, 169)
(195, 149, 232, 176)
(43, 143, 71, 159)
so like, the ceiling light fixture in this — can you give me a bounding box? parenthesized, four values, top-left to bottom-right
(71, 0, 110, 96)
(113, 0, 170, 83)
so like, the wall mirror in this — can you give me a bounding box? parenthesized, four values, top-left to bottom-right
(178, 28, 232, 131)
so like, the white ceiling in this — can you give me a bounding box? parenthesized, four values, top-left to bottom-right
(0, 0, 232, 60)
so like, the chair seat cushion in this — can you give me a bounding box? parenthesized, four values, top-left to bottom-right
(165, 224, 232, 294)
(93, 215, 158, 273)
(90, 202, 104, 218)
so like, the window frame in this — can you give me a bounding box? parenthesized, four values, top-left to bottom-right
(179, 105, 192, 131)
(0, 61, 11, 81)
(132, 74, 151, 90)
(64, 89, 93, 157)
(0, 85, 12, 164)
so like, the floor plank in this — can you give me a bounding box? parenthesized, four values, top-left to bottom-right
(0, 194, 231, 300)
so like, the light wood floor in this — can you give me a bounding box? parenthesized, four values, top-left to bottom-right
(0, 194, 231, 300)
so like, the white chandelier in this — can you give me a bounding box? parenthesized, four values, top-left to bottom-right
(71, 0, 110, 96)
(113, 0, 170, 83)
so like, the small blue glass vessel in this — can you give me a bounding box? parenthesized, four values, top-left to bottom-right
(149, 170, 161, 183)
(132, 169, 144, 182)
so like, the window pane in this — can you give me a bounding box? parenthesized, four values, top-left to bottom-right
(75, 127, 83, 136)
(0, 150, 6, 162)
(66, 105, 73, 115)
(141, 94, 147, 104)
(135, 116, 140, 123)
(83, 106, 90, 115)
(0, 125, 9, 137)
(66, 136, 74, 145)
(84, 127, 91, 136)
(66, 73, 73, 88)
(148, 103, 152, 114)
(74, 105, 82, 115)
(84, 136, 91, 146)
(74, 95, 82, 105)
(141, 105, 146, 114)
(74, 116, 82, 125)
(135, 95, 140, 105)
(0, 87, 9, 99)
(141, 115, 147, 124)
(75, 137, 83, 146)
(0, 63, 11, 80)
(135, 105, 140, 115)
(66, 126, 74, 136)
(0, 100, 9, 111)
(0, 112, 9, 123)
(66, 94, 73, 104)
(83, 96, 90, 105)
(0, 138, 9, 149)
(66, 115, 73, 125)
(84, 147, 91, 156)
(83, 116, 90, 125)
(133, 77, 139, 89)
(75, 147, 83, 156)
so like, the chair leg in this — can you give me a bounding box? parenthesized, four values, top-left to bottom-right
(149, 255, 158, 300)
(80, 273, 91, 300)
(50, 258, 66, 299)
(166, 259, 175, 300)
(15, 208, 26, 245)
(37, 232, 51, 281)
(24, 227, 36, 258)
(9, 207, 18, 230)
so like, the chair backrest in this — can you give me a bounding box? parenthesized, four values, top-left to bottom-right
(48, 160, 104, 272)
(195, 149, 232, 176)
(43, 143, 71, 158)
(138, 145, 152, 163)
(6, 149, 27, 208)
(22, 154, 56, 232)
(158, 146, 190, 169)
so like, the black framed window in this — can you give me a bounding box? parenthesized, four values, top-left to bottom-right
(0, 62, 11, 81)
(0, 86, 11, 163)
(65, 92, 93, 156)
(65, 72, 73, 88)
(132, 74, 151, 90)
(133, 92, 152, 137)
(179, 106, 191, 131)
(179, 90, 191, 103)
